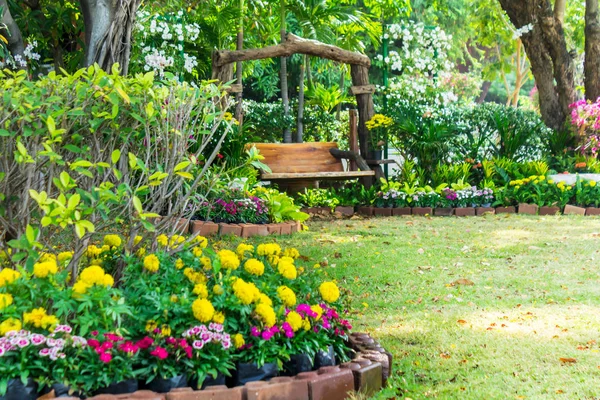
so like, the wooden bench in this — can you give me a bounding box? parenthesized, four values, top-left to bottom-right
(249, 142, 374, 191)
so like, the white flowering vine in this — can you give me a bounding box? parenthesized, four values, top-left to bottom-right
(132, 10, 201, 77)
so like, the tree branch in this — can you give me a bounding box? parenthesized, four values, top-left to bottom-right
(0, 0, 25, 58)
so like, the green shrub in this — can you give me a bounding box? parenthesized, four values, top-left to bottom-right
(0, 66, 235, 276)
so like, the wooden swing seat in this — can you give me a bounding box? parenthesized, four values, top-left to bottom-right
(249, 142, 374, 182)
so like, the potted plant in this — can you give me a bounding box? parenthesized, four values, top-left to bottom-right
(79, 332, 140, 396)
(493, 186, 517, 214)
(392, 191, 411, 216)
(511, 177, 538, 215)
(365, 114, 393, 160)
(574, 178, 600, 215)
(435, 187, 455, 216)
(451, 182, 476, 216)
(182, 324, 234, 389)
(474, 187, 495, 215)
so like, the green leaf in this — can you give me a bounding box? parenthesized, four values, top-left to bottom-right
(132, 196, 143, 214)
(111, 149, 121, 164)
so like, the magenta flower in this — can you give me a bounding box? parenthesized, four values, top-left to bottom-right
(150, 346, 169, 360)
(99, 352, 112, 363)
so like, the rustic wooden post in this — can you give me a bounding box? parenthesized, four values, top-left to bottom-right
(349, 109, 358, 171)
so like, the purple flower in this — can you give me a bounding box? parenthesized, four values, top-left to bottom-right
(251, 327, 260, 337)
(192, 340, 204, 349)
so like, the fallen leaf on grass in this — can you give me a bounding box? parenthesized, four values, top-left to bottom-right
(450, 278, 475, 286)
(440, 352, 451, 359)
(559, 357, 577, 364)
(334, 252, 342, 258)
(457, 319, 468, 325)
(417, 248, 425, 254)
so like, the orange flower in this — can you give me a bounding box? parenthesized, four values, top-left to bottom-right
(575, 162, 587, 169)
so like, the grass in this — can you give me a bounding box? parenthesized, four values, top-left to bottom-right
(247, 214, 600, 399)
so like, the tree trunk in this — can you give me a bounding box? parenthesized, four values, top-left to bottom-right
(296, 61, 304, 143)
(280, 0, 291, 143)
(498, 0, 576, 131)
(336, 64, 344, 120)
(0, 0, 24, 59)
(80, 0, 141, 75)
(585, 0, 600, 101)
(554, 0, 566, 23)
(234, 0, 244, 121)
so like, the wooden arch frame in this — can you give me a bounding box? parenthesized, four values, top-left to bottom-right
(211, 33, 376, 160)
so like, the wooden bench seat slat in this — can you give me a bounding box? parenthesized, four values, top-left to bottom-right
(262, 171, 374, 180)
(247, 142, 374, 185)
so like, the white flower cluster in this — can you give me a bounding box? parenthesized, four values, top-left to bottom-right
(134, 10, 201, 76)
(1, 40, 41, 69)
(376, 22, 453, 76)
(512, 23, 534, 39)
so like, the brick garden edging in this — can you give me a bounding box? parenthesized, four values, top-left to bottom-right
(157, 218, 302, 238)
(46, 333, 389, 400)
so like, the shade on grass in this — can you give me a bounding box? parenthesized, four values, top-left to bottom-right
(245, 214, 600, 399)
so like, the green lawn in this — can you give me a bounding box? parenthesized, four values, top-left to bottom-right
(249, 215, 600, 399)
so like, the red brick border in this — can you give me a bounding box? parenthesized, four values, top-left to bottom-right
(56, 333, 388, 400)
(171, 219, 301, 238)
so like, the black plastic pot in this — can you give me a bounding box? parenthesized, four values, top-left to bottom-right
(228, 362, 278, 387)
(143, 374, 187, 393)
(314, 345, 336, 369)
(41, 382, 83, 398)
(283, 353, 313, 376)
(0, 378, 38, 400)
(92, 379, 138, 395)
(190, 373, 226, 390)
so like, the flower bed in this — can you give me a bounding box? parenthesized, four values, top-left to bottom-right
(0, 236, 352, 398)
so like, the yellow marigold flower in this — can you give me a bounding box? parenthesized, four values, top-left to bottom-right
(90, 258, 103, 266)
(257, 243, 281, 257)
(192, 246, 203, 258)
(103, 234, 122, 248)
(23, 308, 44, 327)
(146, 320, 158, 332)
(192, 298, 215, 322)
(193, 283, 209, 298)
(157, 234, 169, 247)
(102, 274, 114, 287)
(170, 295, 179, 303)
(218, 249, 240, 270)
(283, 248, 300, 259)
(79, 266, 107, 285)
(0, 268, 20, 287)
(100, 245, 110, 253)
(233, 333, 245, 349)
(302, 318, 311, 331)
(86, 245, 102, 258)
(286, 311, 303, 332)
(213, 284, 224, 295)
(200, 257, 212, 271)
(33, 260, 58, 278)
(175, 259, 184, 270)
(277, 286, 296, 307)
(72, 281, 91, 297)
(161, 325, 172, 336)
(258, 293, 272, 306)
(0, 318, 21, 336)
(311, 305, 323, 320)
(137, 247, 146, 257)
(134, 235, 143, 245)
(169, 234, 185, 248)
(298, 267, 304, 275)
(193, 235, 208, 248)
(590, 180, 597, 187)
(236, 243, 254, 259)
(319, 281, 340, 303)
(0, 293, 13, 310)
(255, 303, 276, 327)
(41, 315, 59, 331)
(278, 263, 297, 280)
(39, 252, 56, 262)
(143, 254, 160, 273)
(57, 251, 73, 264)
(268, 255, 280, 266)
(213, 311, 225, 324)
(244, 259, 265, 276)
(184, 268, 207, 284)
(232, 278, 259, 305)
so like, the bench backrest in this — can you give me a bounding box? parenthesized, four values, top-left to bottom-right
(250, 142, 344, 174)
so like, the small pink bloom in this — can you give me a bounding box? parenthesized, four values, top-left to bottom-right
(99, 352, 112, 363)
(150, 346, 169, 360)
